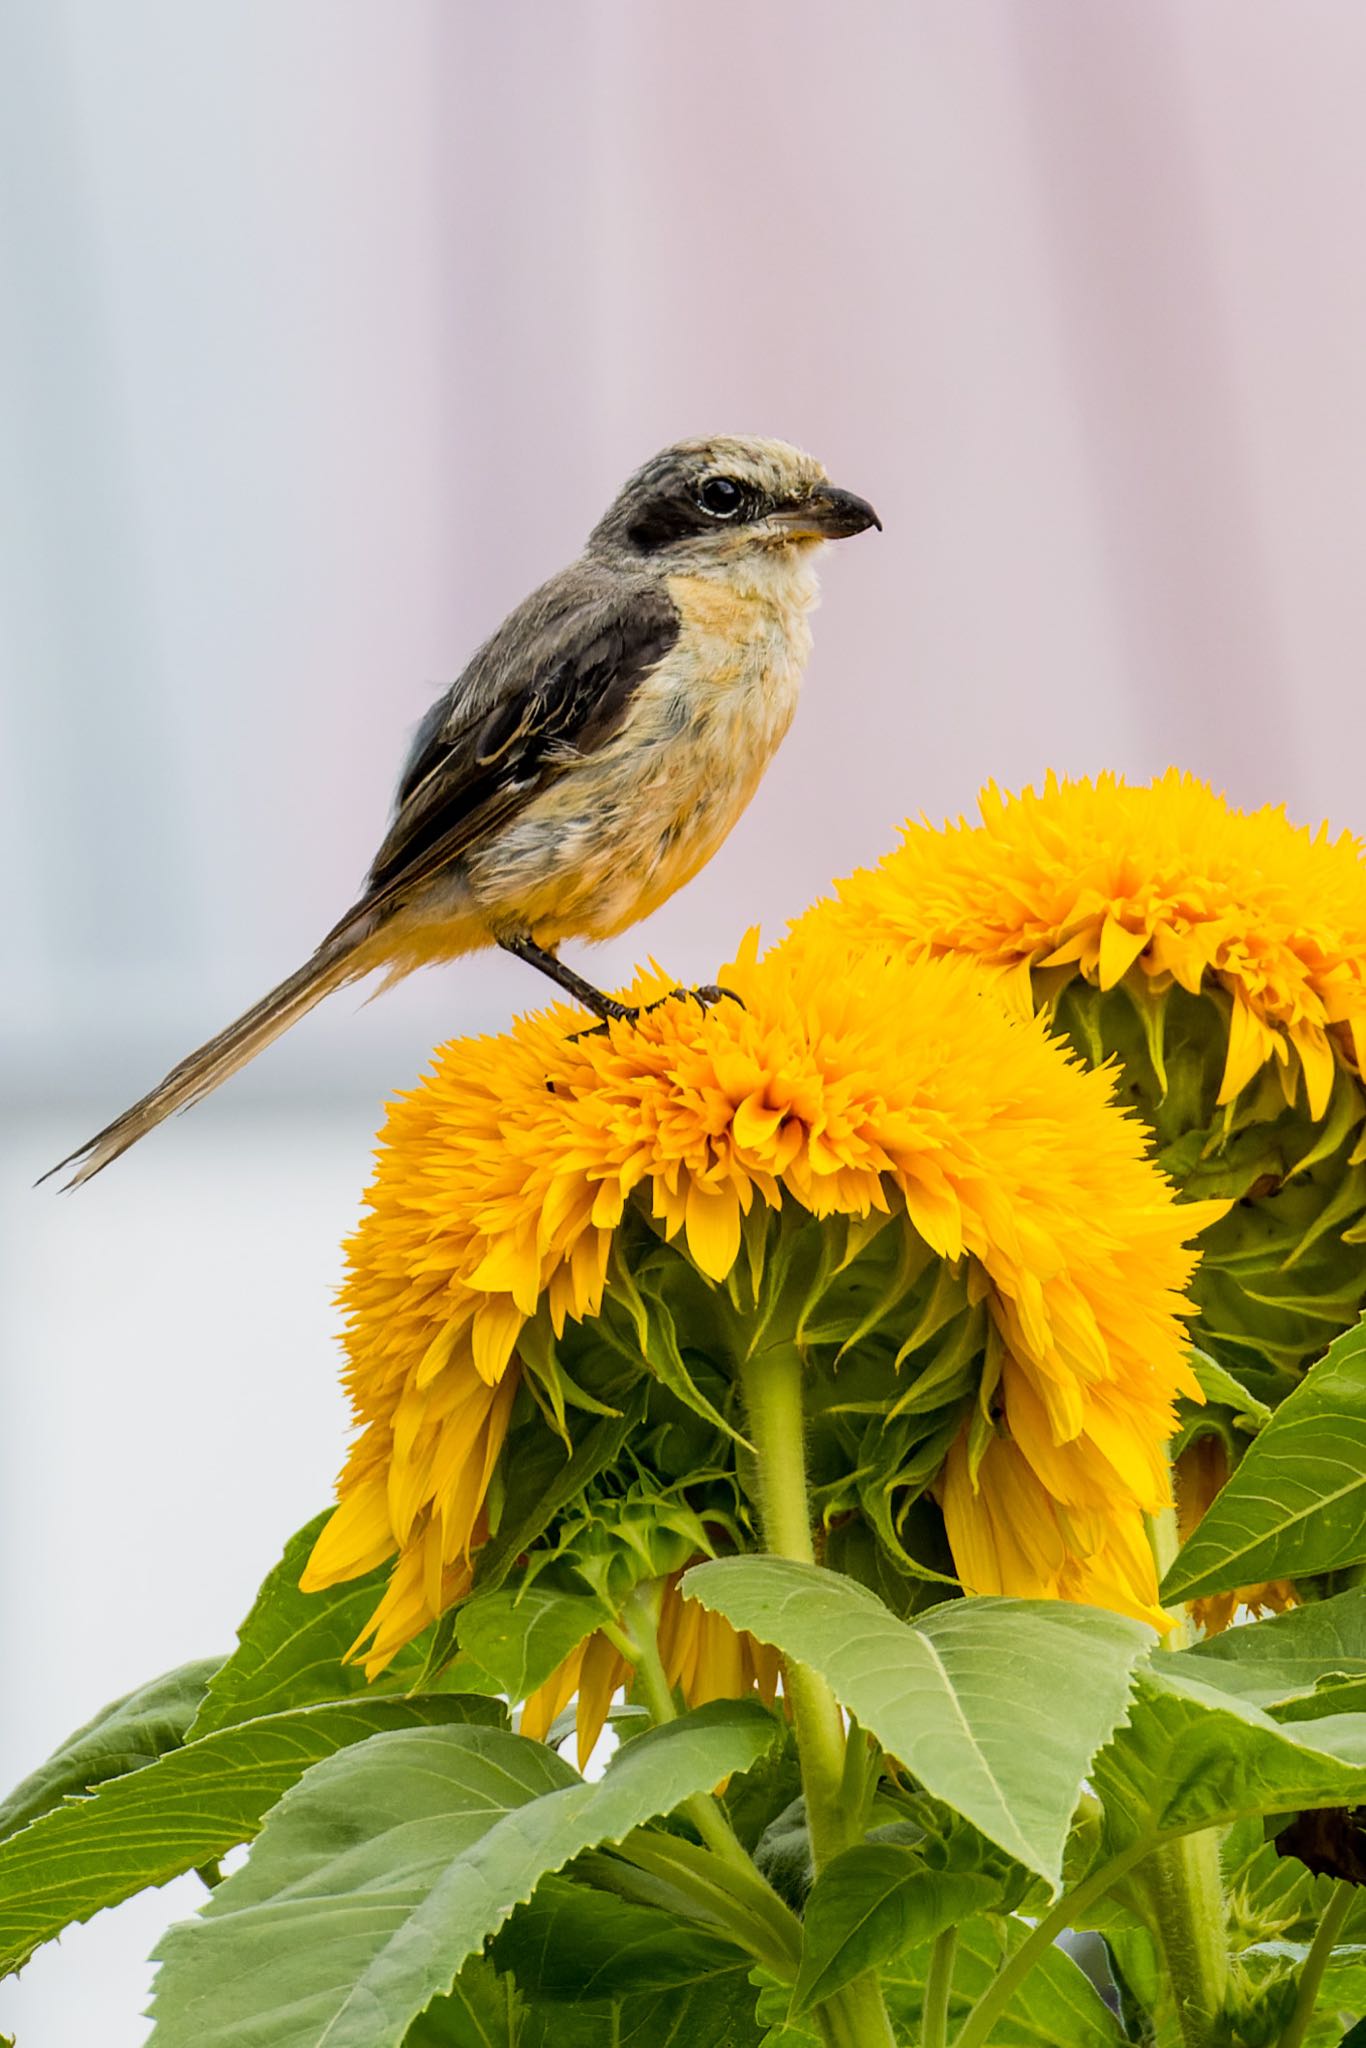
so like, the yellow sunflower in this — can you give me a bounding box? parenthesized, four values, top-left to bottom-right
(302, 915, 1213, 1689)
(800, 769, 1366, 1626)
(819, 769, 1366, 1120)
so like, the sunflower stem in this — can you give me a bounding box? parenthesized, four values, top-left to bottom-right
(738, 1345, 851, 1869)
(1280, 1877, 1354, 2048)
(922, 1925, 957, 2048)
(739, 1343, 898, 2048)
(1135, 1454, 1230, 2048)
(1142, 1830, 1232, 2047)
(951, 1839, 1153, 2048)
(619, 1580, 758, 1881)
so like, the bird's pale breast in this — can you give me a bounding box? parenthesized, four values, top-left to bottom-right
(465, 556, 818, 946)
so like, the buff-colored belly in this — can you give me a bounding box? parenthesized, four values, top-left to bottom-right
(464, 567, 814, 947)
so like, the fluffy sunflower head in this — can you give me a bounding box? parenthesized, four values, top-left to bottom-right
(823, 770, 1366, 1115)
(302, 916, 1213, 1694)
(806, 770, 1366, 1410)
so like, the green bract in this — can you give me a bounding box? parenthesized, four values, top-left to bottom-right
(1052, 977, 1366, 1409)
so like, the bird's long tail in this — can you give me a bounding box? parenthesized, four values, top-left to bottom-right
(45, 937, 367, 1188)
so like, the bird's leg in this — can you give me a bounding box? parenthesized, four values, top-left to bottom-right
(498, 935, 745, 1039)
(497, 934, 639, 1022)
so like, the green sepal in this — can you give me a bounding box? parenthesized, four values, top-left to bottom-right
(1052, 979, 1366, 1407)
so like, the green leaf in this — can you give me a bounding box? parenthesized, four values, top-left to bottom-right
(149, 1725, 572, 2048)
(758, 1915, 1123, 2046)
(492, 1874, 748, 1996)
(530, 1977, 764, 2048)
(791, 1844, 995, 2013)
(1277, 1674, 1366, 1724)
(1168, 1588, 1366, 1707)
(722, 1724, 802, 1855)
(518, 1974, 764, 2048)
(0, 1659, 219, 1844)
(0, 1693, 496, 1974)
(684, 1557, 1151, 1885)
(1091, 1664, 1366, 1859)
(455, 1586, 606, 1702)
(148, 1702, 780, 2048)
(911, 1921, 1123, 2048)
(409, 1961, 758, 2048)
(406, 1961, 762, 2048)
(1165, 1320, 1366, 1600)
(400, 1958, 525, 2047)
(189, 1516, 437, 1736)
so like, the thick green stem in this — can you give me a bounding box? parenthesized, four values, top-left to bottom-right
(815, 1974, 902, 2047)
(1142, 1830, 1230, 2048)
(1135, 1465, 1230, 2047)
(738, 1345, 853, 1871)
(1280, 1878, 1354, 2048)
(922, 1926, 957, 2048)
(738, 1344, 898, 2048)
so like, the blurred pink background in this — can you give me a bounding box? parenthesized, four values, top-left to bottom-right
(3, 5, 1365, 2040)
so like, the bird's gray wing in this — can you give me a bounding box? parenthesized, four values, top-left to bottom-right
(325, 566, 680, 939)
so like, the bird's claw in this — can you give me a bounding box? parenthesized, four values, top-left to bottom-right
(562, 982, 745, 1048)
(687, 984, 744, 1012)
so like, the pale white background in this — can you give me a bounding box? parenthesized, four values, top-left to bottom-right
(3, 4, 1366, 2041)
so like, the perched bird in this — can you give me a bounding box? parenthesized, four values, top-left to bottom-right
(52, 435, 879, 1184)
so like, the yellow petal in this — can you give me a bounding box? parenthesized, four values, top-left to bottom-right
(300, 1476, 394, 1589)
(683, 1180, 742, 1282)
(470, 1296, 525, 1384)
(1292, 1023, 1337, 1121)
(1218, 995, 1272, 1105)
(1097, 915, 1149, 990)
(575, 1632, 628, 1771)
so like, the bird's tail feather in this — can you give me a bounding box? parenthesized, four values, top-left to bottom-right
(45, 939, 364, 1188)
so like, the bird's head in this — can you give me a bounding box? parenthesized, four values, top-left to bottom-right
(586, 435, 881, 569)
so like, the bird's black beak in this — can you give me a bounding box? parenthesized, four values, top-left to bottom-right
(775, 484, 882, 540)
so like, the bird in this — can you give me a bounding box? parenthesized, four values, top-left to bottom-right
(50, 435, 880, 1185)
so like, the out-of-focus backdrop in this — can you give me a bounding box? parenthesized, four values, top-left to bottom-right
(3, 4, 1364, 2038)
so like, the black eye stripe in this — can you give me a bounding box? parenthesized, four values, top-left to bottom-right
(618, 473, 769, 553)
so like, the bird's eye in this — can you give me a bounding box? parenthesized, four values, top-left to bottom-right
(696, 476, 745, 518)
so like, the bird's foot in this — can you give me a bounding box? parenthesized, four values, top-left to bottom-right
(685, 983, 744, 1013)
(565, 983, 744, 1045)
